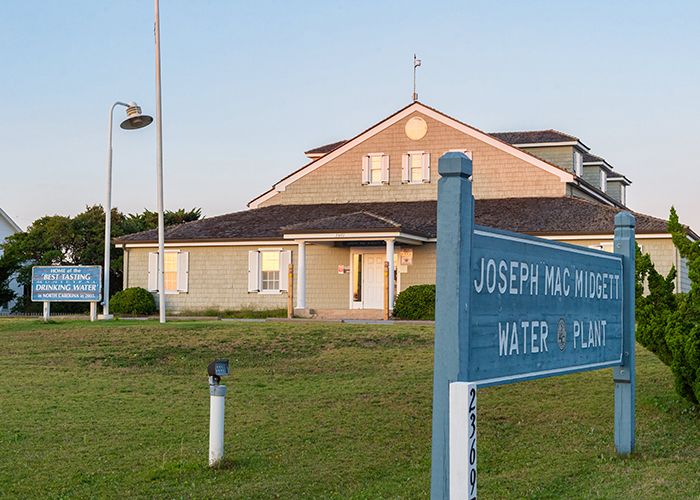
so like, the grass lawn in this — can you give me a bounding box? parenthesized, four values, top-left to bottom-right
(0, 318, 698, 499)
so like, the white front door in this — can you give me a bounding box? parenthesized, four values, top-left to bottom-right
(363, 253, 385, 309)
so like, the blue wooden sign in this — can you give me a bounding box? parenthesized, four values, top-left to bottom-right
(31, 266, 102, 302)
(431, 153, 636, 499)
(468, 226, 623, 387)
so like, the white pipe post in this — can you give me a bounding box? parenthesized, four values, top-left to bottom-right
(103, 102, 129, 320)
(155, 0, 166, 323)
(296, 241, 306, 310)
(90, 302, 97, 322)
(209, 385, 226, 466)
(43, 302, 50, 322)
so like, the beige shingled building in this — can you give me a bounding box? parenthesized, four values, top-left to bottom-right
(115, 102, 695, 317)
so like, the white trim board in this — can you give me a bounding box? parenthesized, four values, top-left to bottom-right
(120, 240, 291, 249)
(283, 231, 429, 243)
(0, 207, 21, 233)
(538, 233, 672, 241)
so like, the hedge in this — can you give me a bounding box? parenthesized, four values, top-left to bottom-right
(109, 287, 157, 316)
(393, 284, 435, 320)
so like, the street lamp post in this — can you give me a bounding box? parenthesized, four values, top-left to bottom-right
(101, 102, 153, 319)
(155, 0, 166, 323)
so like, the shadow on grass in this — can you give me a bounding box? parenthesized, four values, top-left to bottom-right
(146, 455, 260, 482)
(209, 455, 257, 471)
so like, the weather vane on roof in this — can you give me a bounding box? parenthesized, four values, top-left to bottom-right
(413, 53, 421, 102)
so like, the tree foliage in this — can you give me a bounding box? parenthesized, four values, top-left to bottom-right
(0, 206, 202, 313)
(636, 207, 700, 403)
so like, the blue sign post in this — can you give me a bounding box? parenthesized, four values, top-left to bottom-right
(431, 153, 636, 499)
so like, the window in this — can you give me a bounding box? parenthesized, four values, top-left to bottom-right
(410, 154, 422, 182)
(164, 252, 178, 291)
(261, 251, 280, 291)
(401, 152, 430, 183)
(248, 249, 291, 293)
(600, 169, 607, 193)
(573, 151, 583, 176)
(148, 251, 189, 293)
(362, 154, 389, 185)
(352, 254, 362, 302)
(620, 184, 626, 206)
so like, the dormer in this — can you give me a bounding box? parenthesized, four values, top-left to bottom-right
(578, 152, 631, 206)
(489, 130, 589, 175)
(606, 171, 632, 206)
(581, 152, 614, 192)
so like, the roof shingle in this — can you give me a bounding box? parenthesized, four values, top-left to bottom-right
(115, 197, 674, 244)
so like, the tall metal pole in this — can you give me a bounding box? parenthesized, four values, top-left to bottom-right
(413, 53, 420, 102)
(103, 101, 130, 319)
(155, 0, 166, 323)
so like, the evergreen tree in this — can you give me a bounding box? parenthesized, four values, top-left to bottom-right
(636, 207, 700, 403)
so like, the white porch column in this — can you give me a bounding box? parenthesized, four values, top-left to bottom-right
(385, 238, 395, 309)
(296, 240, 306, 309)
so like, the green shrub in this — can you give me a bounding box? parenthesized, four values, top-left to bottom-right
(109, 287, 157, 316)
(636, 207, 700, 404)
(393, 284, 435, 320)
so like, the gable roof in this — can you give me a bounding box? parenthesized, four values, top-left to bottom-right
(0, 207, 21, 233)
(115, 196, 683, 246)
(248, 101, 577, 209)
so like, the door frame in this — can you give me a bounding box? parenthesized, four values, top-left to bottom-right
(349, 247, 400, 309)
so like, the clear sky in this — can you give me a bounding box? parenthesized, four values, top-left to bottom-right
(1, 1, 698, 234)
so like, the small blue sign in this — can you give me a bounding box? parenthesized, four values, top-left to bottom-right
(31, 266, 102, 302)
(467, 226, 624, 387)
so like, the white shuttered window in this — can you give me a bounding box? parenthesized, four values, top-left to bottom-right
(362, 154, 389, 185)
(248, 249, 292, 293)
(148, 251, 189, 293)
(402, 152, 431, 183)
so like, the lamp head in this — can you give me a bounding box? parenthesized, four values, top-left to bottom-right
(208, 359, 230, 386)
(120, 102, 153, 130)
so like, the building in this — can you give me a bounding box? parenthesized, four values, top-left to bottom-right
(115, 102, 696, 317)
(0, 207, 22, 312)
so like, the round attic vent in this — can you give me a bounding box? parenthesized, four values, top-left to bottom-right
(405, 116, 427, 141)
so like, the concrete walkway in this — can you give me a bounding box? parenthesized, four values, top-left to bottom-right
(1, 314, 434, 326)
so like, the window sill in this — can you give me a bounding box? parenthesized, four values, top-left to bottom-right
(258, 290, 283, 295)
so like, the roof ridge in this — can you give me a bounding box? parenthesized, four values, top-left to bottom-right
(358, 210, 402, 227)
(280, 209, 403, 231)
